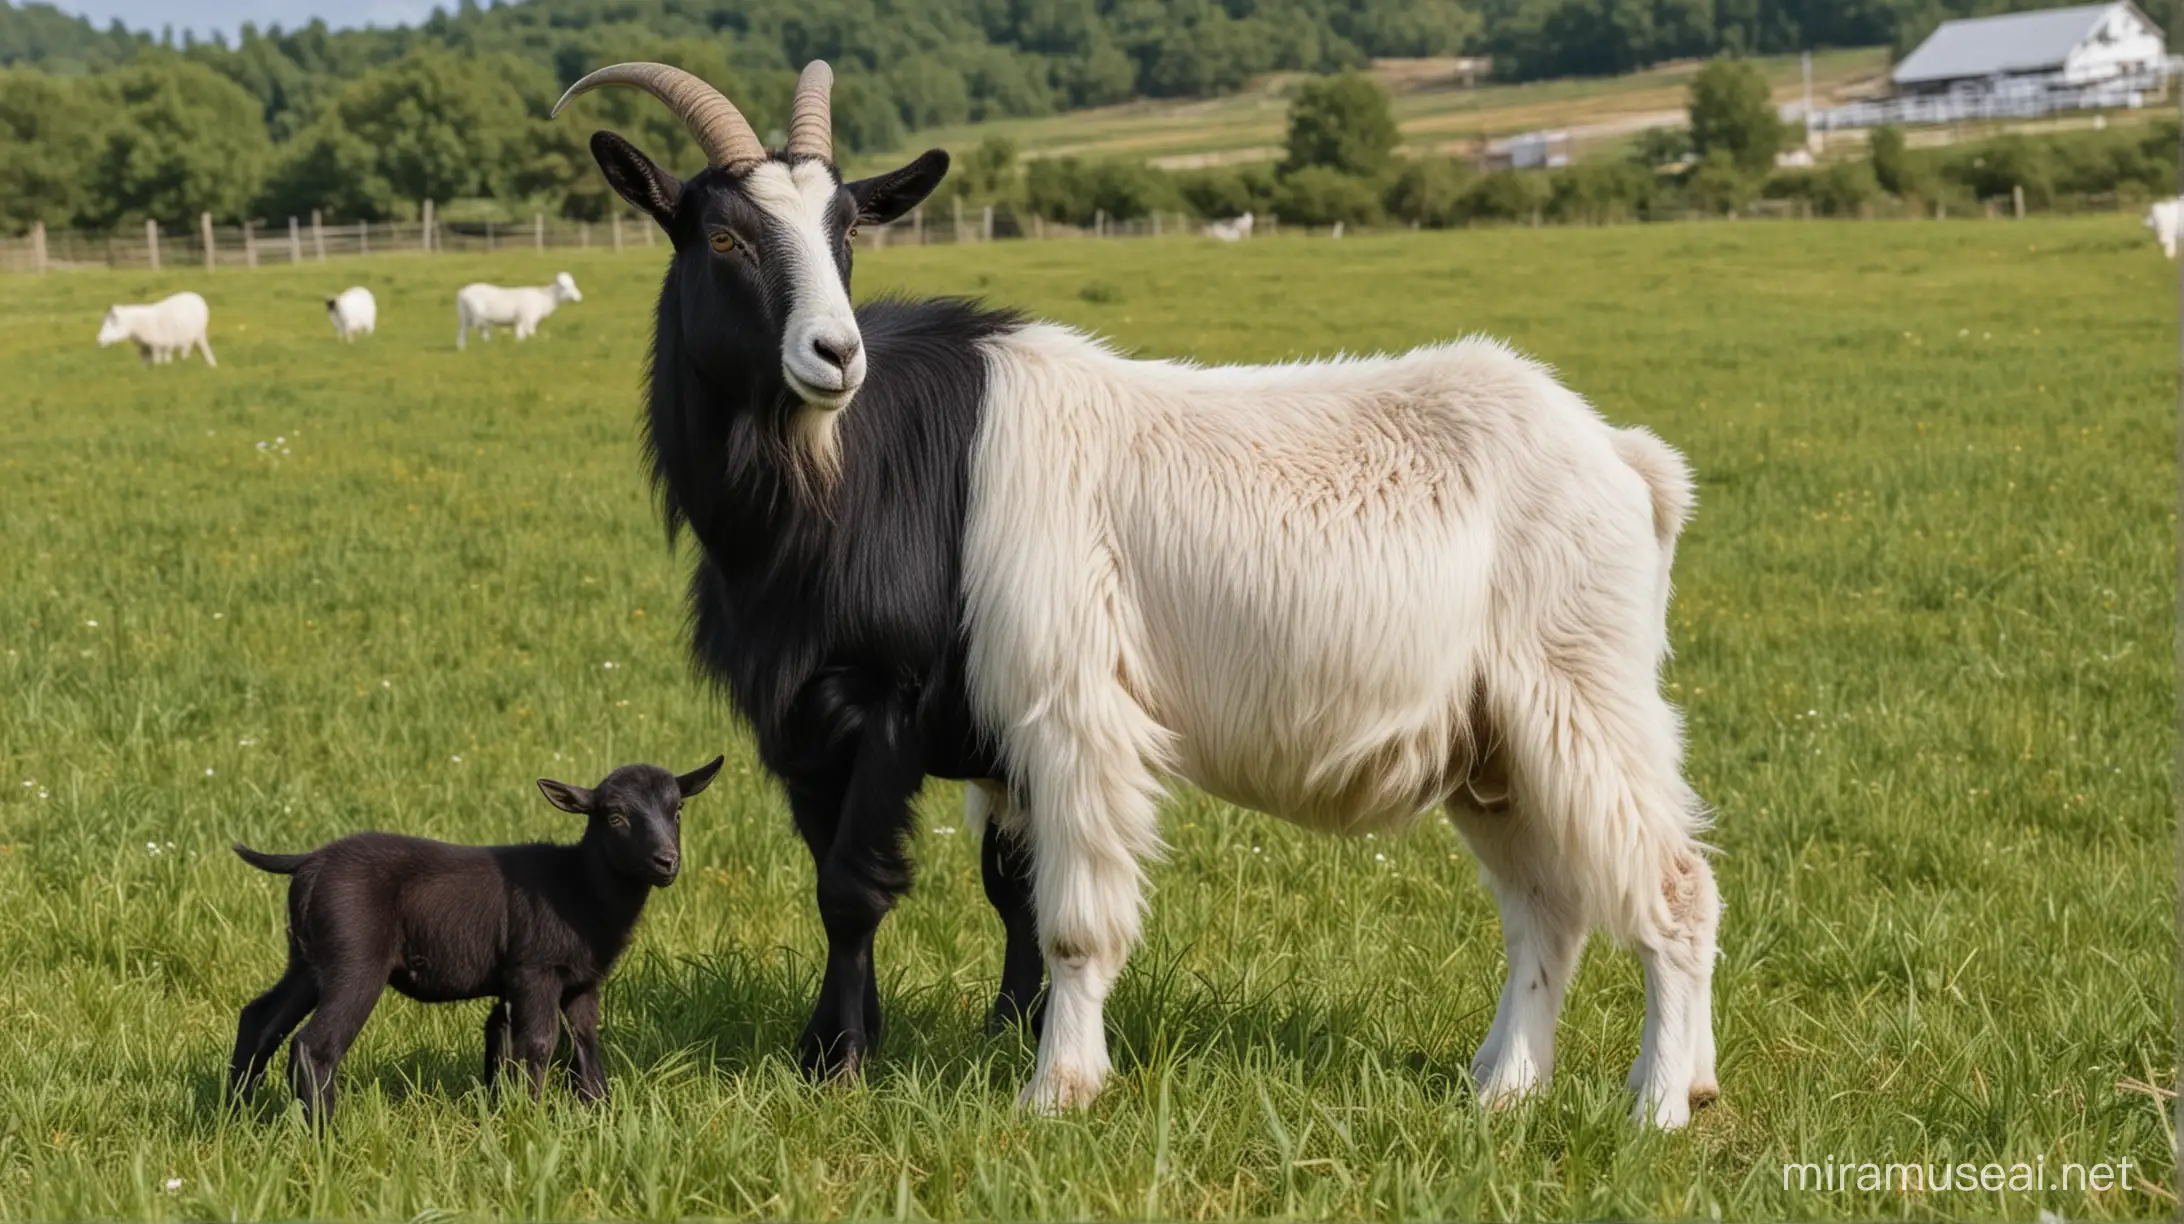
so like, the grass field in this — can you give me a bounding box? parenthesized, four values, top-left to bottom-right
(841, 48, 1889, 174)
(0, 217, 2174, 1219)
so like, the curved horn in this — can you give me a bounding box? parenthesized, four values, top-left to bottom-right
(552, 62, 765, 169)
(785, 61, 834, 162)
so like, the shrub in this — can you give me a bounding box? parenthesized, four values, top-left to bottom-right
(1459, 169, 1551, 223)
(1546, 161, 1657, 223)
(1176, 163, 1278, 219)
(1384, 157, 1474, 227)
(1274, 164, 1384, 225)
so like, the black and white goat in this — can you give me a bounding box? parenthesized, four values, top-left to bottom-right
(557, 61, 1719, 1127)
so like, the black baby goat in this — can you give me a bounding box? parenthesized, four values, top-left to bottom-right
(228, 756, 723, 1121)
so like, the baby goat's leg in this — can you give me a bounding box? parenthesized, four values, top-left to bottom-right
(505, 976, 563, 1101)
(287, 976, 384, 1124)
(562, 985, 608, 1103)
(482, 1000, 510, 1096)
(230, 956, 318, 1100)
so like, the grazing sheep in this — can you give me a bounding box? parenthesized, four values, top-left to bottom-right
(326, 287, 376, 341)
(227, 755, 723, 1122)
(563, 60, 1714, 1127)
(455, 273, 582, 349)
(1206, 211, 1255, 243)
(97, 291, 215, 366)
(2146, 197, 2180, 258)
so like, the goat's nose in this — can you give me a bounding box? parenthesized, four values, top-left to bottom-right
(810, 334, 860, 372)
(650, 850, 679, 876)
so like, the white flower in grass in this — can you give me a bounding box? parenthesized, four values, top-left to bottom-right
(602, 661, 618, 670)
(451, 755, 463, 764)
(932, 826, 957, 835)
(163, 1178, 183, 1192)
(204, 768, 215, 777)
(85, 620, 97, 627)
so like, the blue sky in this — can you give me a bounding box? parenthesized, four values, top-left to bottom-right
(42, 1, 444, 39)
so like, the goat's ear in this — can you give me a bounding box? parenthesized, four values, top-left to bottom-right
(536, 778, 595, 814)
(676, 755, 726, 799)
(845, 149, 949, 226)
(590, 130, 682, 230)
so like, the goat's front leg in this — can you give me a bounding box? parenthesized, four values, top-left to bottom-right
(504, 977, 563, 1101)
(561, 985, 608, 1103)
(481, 999, 510, 1096)
(976, 787, 1046, 1035)
(778, 687, 924, 1082)
(1017, 717, 1163, 1112)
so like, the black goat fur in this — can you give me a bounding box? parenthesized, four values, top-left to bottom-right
(588, 133, 1046, 1079)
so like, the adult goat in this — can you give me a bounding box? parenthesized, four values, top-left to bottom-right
(559, 60, 1718, 1127)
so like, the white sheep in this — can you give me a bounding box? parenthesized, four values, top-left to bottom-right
(1205, 211, 1255, 243)
(325, 287, 377, 341)
(455, 273, 582, 349)
(97, 291, 215, 367)
(2146, 197, 2180, 258)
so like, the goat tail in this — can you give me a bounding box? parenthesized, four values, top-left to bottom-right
(1609, 426, 1694, 553)
(233, 842, 311, 874)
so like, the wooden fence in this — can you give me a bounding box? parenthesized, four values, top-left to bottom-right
(0, 191, 2150, 275)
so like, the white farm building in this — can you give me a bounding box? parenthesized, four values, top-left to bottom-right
(1814, 1, 2175, 130)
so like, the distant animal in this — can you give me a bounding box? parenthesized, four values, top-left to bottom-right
(561, 58, 1714, 1128)
(325, 287, 376, 341)
(97, 291, 215, 366)
(455, 273, 581, 349)
(2146, 197, 2180, 258)
(227, 755, 723, 1122)
(1206, 211, 1254, 243)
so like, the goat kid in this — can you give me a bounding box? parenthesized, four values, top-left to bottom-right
(228, 756, 722, 1121)
(455, 273, 582, 349)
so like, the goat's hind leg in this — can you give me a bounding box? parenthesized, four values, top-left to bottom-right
(229, 954, 318, 1100)
(1448, 786, 1587, 1110)
(1497, 670, 1717, 1128)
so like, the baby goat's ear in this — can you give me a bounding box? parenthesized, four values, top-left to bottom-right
(676, 755, 726, 798)
(536, 778, 595, 814)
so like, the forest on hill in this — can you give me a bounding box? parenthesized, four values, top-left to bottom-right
(1, 0, 2174, 231)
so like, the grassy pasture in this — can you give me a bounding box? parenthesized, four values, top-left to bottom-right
(0, 218, 2173, 1219)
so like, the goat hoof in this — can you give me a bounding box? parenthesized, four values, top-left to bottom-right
(797, 1030, 866, 1083)
(1688, 1079, 1720, 1109)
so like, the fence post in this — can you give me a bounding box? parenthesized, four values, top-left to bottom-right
(360, 219, 369, 255)
(580, 222, 590, 248)
(951, 197, 963, 242)
(645, 216, 655, 246)
(201, 212, 215, 270)
(1095, 208, 1106, 237)
(486, 219, 495, 252)
(286, 216, 299, 263)
(2012, 184, 2025, 219)
(311, 209, 325, 261)
(31, 220, 46, 274)
(146, 219, 160, 271)
(612, 212, 623, 251)
(912, 207, 923, 244)
(982, 204, 993, 242)
(244, 220, 258, 268)
(1936, 200, 1945, 221)
(534, 212, 544, 251)
(1152, 211, 1161, 238)
(422, 199, 435, 252)
(1033, 214, 1044, 240)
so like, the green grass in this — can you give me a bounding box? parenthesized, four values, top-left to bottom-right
(0, 217, 2173, 1219)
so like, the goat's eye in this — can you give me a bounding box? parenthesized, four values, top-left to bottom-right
(709, 231, 738, 255)
(607, 811, 629, 829)
(843, 224, 859, 247)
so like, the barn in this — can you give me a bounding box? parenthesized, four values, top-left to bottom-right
(1815, 1, 2174, 130)
(1891, 2, 2167, 95)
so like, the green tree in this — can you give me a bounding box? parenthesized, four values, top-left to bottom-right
(1384, 157, 1473, 227)
(1687, 56, 1781, 178)
(1868, 124, 1911, 195)
(86, 58, 272, 225)
(1276, 164, 1383, 224)
(0, 68, 102, 228)
(1283, 70, 1398, 178)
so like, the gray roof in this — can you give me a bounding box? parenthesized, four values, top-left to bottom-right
(1892, 3, 2131, 85)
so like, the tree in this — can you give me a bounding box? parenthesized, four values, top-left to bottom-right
(1687, 56, 1782, 179)
(1868, 124, 1911, 195)
(86, 58, 272, 225)
(1283, 70, 1397, 178)
(0, 69, 102, 228)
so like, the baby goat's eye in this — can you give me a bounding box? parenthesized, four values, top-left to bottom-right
(708, 231, 738, 255)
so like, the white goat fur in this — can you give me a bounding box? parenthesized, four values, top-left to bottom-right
(959, 324, 1717, 1127)
(327, 286, 377, 341)
(2146, 197, 2180, 258)
(455, 272, 581, 349)
(97, 291, 215, 367)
